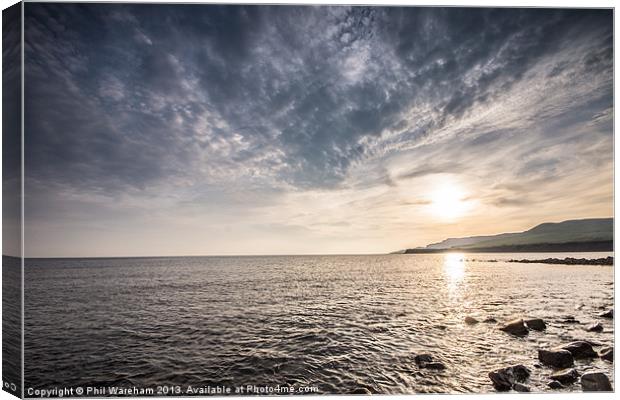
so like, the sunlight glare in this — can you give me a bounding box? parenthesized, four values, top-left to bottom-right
(444, 253, 465, 283)
(429, 183, 472, 220)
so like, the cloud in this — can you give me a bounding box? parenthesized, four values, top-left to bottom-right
(22, 4, 613, 256)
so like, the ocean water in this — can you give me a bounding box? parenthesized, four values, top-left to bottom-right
(23, 253, 614, 394)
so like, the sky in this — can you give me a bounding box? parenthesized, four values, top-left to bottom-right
(22, 4, 613, 257)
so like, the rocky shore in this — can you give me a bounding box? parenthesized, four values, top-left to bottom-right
(486, 309, 614, 392)
(469, 256, 614, 265)
(507, 257, 613, 266)
(408, 307, 614, 393)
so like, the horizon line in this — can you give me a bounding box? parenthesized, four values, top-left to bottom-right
(3, 252, 389, 259)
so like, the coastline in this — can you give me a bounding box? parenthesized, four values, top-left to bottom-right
(403, 240, 613, 254)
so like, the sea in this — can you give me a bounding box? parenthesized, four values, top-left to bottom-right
(16, 253, 614, 394)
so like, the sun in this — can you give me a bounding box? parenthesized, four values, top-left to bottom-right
(429, 183, 472, 220)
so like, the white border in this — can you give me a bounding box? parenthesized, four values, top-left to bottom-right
(0, 2, 616, 400)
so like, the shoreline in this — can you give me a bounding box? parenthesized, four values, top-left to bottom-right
(466, 256, 614, 266)
(507, 256, 613, 266)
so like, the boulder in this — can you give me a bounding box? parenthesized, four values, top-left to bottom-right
(464, 316, 479, 325)
(538, 349, 574, 368)
(599, 347, 613, 362)
(512, 383, 530, 392)
(586, 322, 603, 332)
(547, 380, 565, 390)
(559, 341, 598, 359)
(414, 354, 445, 370)
(499, 319, 529, 337)
(511, 365, 531, 382)
(465, 316, 479, 325)
(414, 354, 433, 366)
(488, 370, 513, 391)
(599, 309, 613, 319)
(549, 368, 580, 384)
(525, 318, 546, 331)
(488, 365, 530, 391)
(580, 372, 612, 391)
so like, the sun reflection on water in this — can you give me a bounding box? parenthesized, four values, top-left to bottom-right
(444, 253, 466, 296)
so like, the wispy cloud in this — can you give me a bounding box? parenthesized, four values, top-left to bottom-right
(23, 4, 613, 256)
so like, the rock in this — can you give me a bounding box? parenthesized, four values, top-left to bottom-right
(538, 349, 574, 368)
(547, 381, 565, 389)
(525, 318, 546, 331)
(559, 341, 598, 359)
(550, 368, 580, 384)
(424, 362, 446, 370)
(488, 365, 530, 391)
(533, 363, 542, 368)
(488, 370, 513, 391)
(414, 354, 434, 366)
(599, 309, 613, 319)
(562, 316, 580, 324)
(586, 322, 604, 332)
(511, 365, 531, 382)
(499, 318, 529, 337)
(599, 347, 613, 362)
(575, 303, 585, 310)
(465, 316, 479, 325)
(414, 354, 445, 370)
(482, 316, 497, 323)
(580, 372, 612, 391)
(512, 383, 530, 392)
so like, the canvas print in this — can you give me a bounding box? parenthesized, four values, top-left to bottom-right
(1, 1, 614, 397)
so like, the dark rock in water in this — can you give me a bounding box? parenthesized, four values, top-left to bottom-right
(538, 349, 574, 368)
(599, 347, 613, 362)
(512, 383, 530, 392)
(488, 365, 530, 391)
(499, 318, 529, 337)
(464, 316, 479, 325)
(580, 372, 613, 391)
(511, 365, 531, 382)
(414, 354, 434, 366)
(547, 381, 565, 390)
(550, 368, 580, 384)
(599, 309, 613, 319)
(488, 370, 513, 391)
(533, 363, 542, 369)
(560, 341, 598, 359)
(414, 354, 445, 370)
(586, 322, 604, 332)
(562, 316, 581, 324)
(424, 362, 446, 370)
(483, 316, 497, 323)
(525, 318, 546, 331)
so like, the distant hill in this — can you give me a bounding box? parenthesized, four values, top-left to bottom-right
(403, 218, 613, 253)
